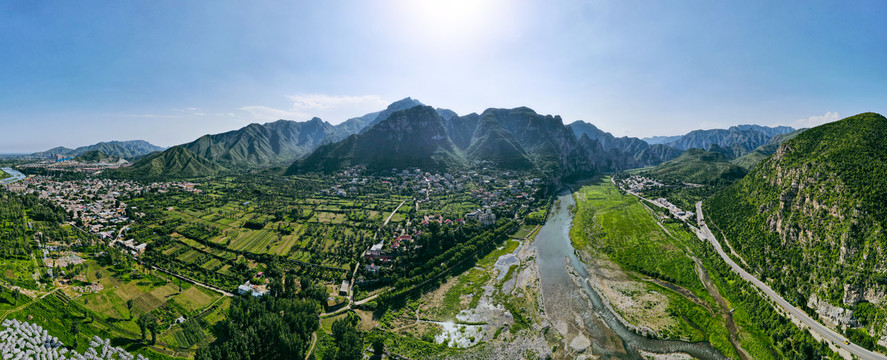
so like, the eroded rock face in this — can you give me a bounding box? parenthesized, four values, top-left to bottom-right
(842, 283, 887, 307)
(844, 283, 865, 306)
(880, 324, 887, 348)
(808, 294, 858, 328)
(865, 287, 887, 305)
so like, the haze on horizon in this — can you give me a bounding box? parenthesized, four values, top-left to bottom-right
(1, 0, 885, 153)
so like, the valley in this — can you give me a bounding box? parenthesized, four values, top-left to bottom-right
(0, 104, 882, 360)
(3, 3, 884, 359)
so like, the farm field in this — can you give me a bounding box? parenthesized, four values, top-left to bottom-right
(1, 169, 545, 360)
(7, 258, 230, 359)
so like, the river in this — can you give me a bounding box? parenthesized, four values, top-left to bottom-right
(0, 167, 26, 185)
(532, 189, 728, 360)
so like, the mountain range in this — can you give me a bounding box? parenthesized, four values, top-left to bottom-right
(287, 105, 679, 180)
(568, 121, 683, 167)
(98, 98, 802, 181)
(32, 140, 165, 160)
(648, 124, 796, 159)
(175, 98, 428, 169)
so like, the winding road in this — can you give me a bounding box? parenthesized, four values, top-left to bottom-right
(695, 202, 887, 360)
(324, 199, 407, 317)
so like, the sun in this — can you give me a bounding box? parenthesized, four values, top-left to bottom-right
(396, 0, 508, 51)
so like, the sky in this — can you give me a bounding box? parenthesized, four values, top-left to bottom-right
(1, 0, 885, 152)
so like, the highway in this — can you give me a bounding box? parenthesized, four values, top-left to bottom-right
(694, 201, 887, 360)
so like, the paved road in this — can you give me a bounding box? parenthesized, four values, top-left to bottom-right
(695, 202, 886, 360)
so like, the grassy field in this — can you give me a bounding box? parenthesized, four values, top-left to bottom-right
(29, 259, 231, 358)
(151, 198, 384, 271)
(569, 176, 772, 359)
(9, 294, 180, 359)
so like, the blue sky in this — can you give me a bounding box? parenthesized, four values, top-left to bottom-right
(1, 0, 885, 152)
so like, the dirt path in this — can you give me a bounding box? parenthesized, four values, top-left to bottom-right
(151, 266, 234, 297)
(305, 332, 317, 360)
(347, 199, 409, 302)
(691, 255, 752, 360)
(0, 288, 59, 322)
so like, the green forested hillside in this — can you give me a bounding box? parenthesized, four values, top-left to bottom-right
(182, 118, 339, 168)
(705, 112, 887, 349)
(115, 146, 227, 179)
(74, 150, 112, 163)
(289, 106, 466, 173)
(641, 148, 747, 185)
(731, 129, 805, 170)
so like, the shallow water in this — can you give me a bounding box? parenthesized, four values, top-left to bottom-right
(533, 189, 728, 360)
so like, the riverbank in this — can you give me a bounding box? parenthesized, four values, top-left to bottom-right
(532, 182, 729, 359)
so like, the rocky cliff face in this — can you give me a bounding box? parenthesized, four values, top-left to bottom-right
(808, 294, 858, 329)
(706, 112, 887, 345)
(666, 125, 795, 158)
(290, 105, 669, 182)
(568, 121, 680, 166)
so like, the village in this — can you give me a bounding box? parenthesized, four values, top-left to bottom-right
(616, 174, 695, 221)
(16, 155, 132, 174)
(6, 176, 200, 240)
(0, 163, 548, 360)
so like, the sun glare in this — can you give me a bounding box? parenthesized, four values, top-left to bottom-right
(396, 0, 510, 53)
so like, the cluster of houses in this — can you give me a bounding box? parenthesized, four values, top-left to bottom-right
(0, 319, 148, 360)
(10, 176, 199, 239)
(18, 158, 129, 173)
(619, 175, 665, 194)
(363, 233, 417, 269)
(111, 238, 147, 256)
(465, 208, 496, 226)
(237, 281, 269, 297)
(316, 168, 543, 226)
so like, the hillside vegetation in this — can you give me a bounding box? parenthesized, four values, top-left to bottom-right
(640, 148, 747, 185)
(731, 129, 805, 170)
(116, 146, 227, 179)
(74, 150, 113, 163)
(706, 112, 887, 350)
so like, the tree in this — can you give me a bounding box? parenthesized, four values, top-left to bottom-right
(334, 327, 362, 360)
(95, 270, 103, 280)
(70, 321, 80, 347)
(371, 334, 384, 355)
(331, 317, 362, 360)
(149, 317, 158, 344)
(137, 314, 150, 342)
(126, 299, 134, 319)
(12, 288, 20, 305)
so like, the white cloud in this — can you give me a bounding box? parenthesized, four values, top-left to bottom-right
(174, 107, 207, 116)
(240, 94, 388, 124)
(790, 112, 840, 129)
(239, 106, 302, 120)
(119, 113, 179, 119)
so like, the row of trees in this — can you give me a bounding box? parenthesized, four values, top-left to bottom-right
(195, 296, 320, 360)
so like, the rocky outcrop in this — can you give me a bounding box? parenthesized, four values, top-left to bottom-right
(842, 283, 887, 306)
(808, 294, 858, 329)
